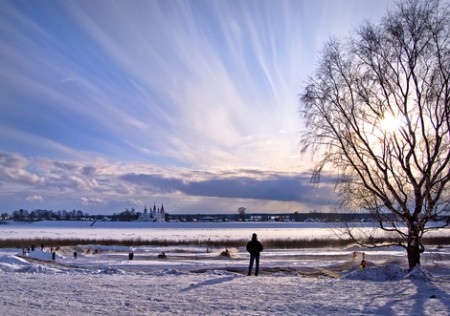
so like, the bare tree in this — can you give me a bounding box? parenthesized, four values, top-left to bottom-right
(300, 0, 450, 270)
(237, 207, 247, 221)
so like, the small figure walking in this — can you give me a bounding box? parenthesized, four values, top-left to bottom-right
(52, 252, 56, 261)
(246, 233, 263, 276)
(73, 251, 78, 259)
(128, 252, 134, 260)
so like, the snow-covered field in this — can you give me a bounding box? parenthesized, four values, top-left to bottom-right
(1, 221, 449, 315)
(0, 220, 344, 241)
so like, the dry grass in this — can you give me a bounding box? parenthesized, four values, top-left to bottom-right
(1, 235, 449, 249)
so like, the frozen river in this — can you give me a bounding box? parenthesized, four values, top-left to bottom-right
(1, 220, 449, 242)
(0, 221, 345, 241)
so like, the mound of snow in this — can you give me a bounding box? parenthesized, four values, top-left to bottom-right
(205, 270, 243, 277)
(0, 255, 32, 272)
(98, 268, 127, 275)
(17, 264, 64, 274)
(343, 264, 407, 281)
(152, 268, 187, 276)
(404, 266, 432, 281)
(25, 249, 64, 261)
(0, 254, 64, 273)
(272, 271, 299, 277)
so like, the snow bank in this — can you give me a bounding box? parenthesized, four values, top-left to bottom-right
(343, 263, 407, 281)
(343, 263, 438, 282)
(0, 255, 32, 272)
(204, 269, 243, 277)
(17, 264, 64, 274)
(151, 268, 187, 276)
(98, 267, 127, 275)
(26, 249, 64, 260)
(271, 271, 299, 277)
(0, 254, 64, 274)
(404, 266, 433, 281)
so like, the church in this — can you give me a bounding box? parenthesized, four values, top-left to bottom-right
(138, 204, 165, 222)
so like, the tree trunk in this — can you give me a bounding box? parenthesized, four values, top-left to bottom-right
(406, 238, 421, 270)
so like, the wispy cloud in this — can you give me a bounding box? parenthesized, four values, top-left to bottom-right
(0, 1, 390, 213)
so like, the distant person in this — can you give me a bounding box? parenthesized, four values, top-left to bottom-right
(360, 252, 366, 269)
(52, 252, 56, 261)
(73, 251, 78, 259)
(246, 233, 263, 276)
(158, 252, 166, 259)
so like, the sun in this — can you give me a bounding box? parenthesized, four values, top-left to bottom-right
(380, 113, 402, 134)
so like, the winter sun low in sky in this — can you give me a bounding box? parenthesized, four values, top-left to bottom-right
(0, 0, 391, 214)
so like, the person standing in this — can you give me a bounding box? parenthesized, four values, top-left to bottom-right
(246, 233, 263, 276)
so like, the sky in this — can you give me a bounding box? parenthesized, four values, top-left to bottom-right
(0, 0, 392, 215)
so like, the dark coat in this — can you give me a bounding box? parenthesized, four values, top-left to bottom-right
(246, 238, 263, 256)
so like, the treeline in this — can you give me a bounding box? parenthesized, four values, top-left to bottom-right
(110, 208, 141, 221)
(0, 208, 158, 222)
(0, 209, 103, 222)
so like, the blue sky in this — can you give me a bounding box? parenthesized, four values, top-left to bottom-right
(0, 0, 391, 214)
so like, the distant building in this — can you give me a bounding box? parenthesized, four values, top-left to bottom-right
(139, 204, 165, 222)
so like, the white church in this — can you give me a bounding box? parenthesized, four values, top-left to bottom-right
(139, 204, 166, 222)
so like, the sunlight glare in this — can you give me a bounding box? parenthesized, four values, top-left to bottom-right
(380, 113, 402, 134)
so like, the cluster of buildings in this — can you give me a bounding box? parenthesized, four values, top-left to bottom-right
(138, 204, 166, 222)
(165, 212, 381, 222)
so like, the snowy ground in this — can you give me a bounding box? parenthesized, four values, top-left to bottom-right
(1, 221, 450, 315)
(0, 220, 344, 240)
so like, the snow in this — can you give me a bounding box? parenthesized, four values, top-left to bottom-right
(0, 220, 344, 240)
(343, 263, 407, 281)
(0, 221, 449, 315)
